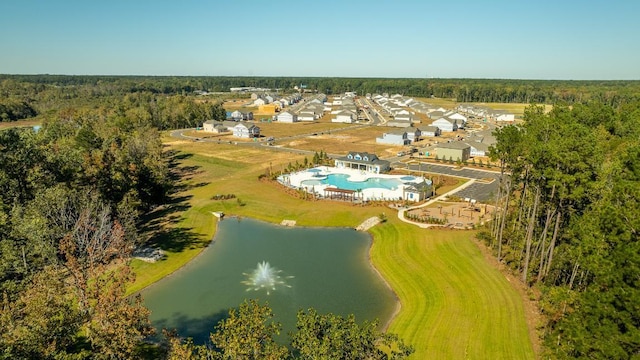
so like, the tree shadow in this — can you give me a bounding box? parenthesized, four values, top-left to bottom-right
(138, 149, 209, 250)
(153, 309, 230, 345)
(146, 226, 206, 253)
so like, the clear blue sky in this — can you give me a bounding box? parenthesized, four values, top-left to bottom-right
(1, 0, 639, 80)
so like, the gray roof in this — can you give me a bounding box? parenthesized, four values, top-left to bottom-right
(336, 151, 390, 167)
(419, 125, 440, 133)
(437, 141, 471, 150)
(463, 141, 490, 152)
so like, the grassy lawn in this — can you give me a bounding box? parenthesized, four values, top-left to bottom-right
(131, 130, 536, 358)
(370, 220, 535, 359)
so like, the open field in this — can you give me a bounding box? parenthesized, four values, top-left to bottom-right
(370, 221, 534, 358)
(132, 131, 536, 358)
(416, 97, 552, 117)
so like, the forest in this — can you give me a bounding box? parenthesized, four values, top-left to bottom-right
(486, 100, 640, 358)
(0, 75, 638, 358)
(2, 75, 640, 122)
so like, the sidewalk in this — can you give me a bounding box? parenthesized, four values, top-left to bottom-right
(396, 179, 477, 228)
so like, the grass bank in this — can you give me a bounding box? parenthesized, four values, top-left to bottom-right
(370, 219, 534, 358)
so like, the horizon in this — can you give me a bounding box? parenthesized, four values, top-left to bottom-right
(2, 0, 639, 81)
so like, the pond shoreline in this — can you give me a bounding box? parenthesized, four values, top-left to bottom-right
(138, 215, 401, 337)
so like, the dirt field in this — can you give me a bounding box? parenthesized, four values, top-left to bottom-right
(406, 201, 495, 229)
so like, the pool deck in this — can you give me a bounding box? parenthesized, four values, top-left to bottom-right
(281, 166, 427, 202)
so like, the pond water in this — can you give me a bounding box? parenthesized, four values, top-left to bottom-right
(141, 217, 397, 344)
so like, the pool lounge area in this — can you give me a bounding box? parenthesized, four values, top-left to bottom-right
(278, 166, 432, 202)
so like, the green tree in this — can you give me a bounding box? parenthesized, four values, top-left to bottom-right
(209, 299, 288, 360)
(291, 308, 413, 359)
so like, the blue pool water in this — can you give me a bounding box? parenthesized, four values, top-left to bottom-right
(301, 173, 402, 191)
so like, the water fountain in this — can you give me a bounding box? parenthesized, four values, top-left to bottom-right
(242, 261, 293, 295)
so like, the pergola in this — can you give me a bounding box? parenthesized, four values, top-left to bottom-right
(323, 187, 356, 201)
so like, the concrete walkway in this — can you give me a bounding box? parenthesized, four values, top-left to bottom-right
(396, 179, 478, 228)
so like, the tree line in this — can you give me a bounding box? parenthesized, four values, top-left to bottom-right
(485, 99, 640, 358)
(3, 75, 640, 110)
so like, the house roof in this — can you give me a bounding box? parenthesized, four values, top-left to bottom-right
(418, 125, 440, 132)
(388, 129, 408, 136)
(336, 151, 390, 167)
(437, 142, 470, 150)
(405, 181, 432, 193)
(463, 141, 490, 152)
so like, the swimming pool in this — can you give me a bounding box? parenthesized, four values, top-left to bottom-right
(301, 173, 402, 191)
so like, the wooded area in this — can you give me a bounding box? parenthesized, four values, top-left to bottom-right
(0, 75, 638, 358)
(486, 101, 640, 358)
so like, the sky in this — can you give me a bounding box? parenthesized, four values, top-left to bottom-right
(1, 0, 639, 80)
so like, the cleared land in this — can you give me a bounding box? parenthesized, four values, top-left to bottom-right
(132, 132, 536, 358)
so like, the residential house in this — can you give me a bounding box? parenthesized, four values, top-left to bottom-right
(376, 130, 410, 146)
(386, 118, 412, 128)
(463, 141, 491, 157)
(431, 117, 458, 132)
(231, 110, 244, 121)
(436, 142, 471, 162)
(232, 123, 260, 138)
(259, 104, 277, 113)
(334, 152, 390, 174)
(297, 111, 316, 122)
(277, 111, 298, 123)
(444, 111, 467, 124)
(493, 110, 515, 122)
(406, 127, 421, 143)
(403, 180, 433, 202)
(203, 120, 226, 133)
(418, 125, 441, 137)
(332, 110, 356, 123)
(253, 98, 266, 106)
(427, 110, 445, 119)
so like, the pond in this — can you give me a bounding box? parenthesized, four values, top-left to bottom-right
(141, 217, 397, 344)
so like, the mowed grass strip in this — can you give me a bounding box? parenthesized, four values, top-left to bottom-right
(370, 219, 534, 359)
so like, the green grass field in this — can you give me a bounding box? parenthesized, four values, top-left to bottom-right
(129, 133, 536, 358)
(370, 220, 534, 358)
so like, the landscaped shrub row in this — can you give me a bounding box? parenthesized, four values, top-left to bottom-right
(406, 213, 447, 225)
(211, 194, 236, 200)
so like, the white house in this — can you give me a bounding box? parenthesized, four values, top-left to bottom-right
(376, 130, 410, 146)
(332, 110, 355, 123)
(428, 110, 445, 119)
(232, 123, 260, 138)
(231, 110, 244, 121)
(277, 111, 298, 123)
(431, 117, 458, 132)
(444, 111, 467, 124)
(418, 125, 441, 137)
(406, 128, 421, 143)
(463, 141, 491, 157)
(493, 110, 515, 122)
(386, 118, 412, 128)
(394, 113, 413, 122)
(253, 98, 266, 106)
(297, 111, 316, 122)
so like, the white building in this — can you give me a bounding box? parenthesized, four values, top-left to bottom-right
(277, 111, 298, 123)
(431, 117, 458, 132)
(332, 110, 356, 123)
